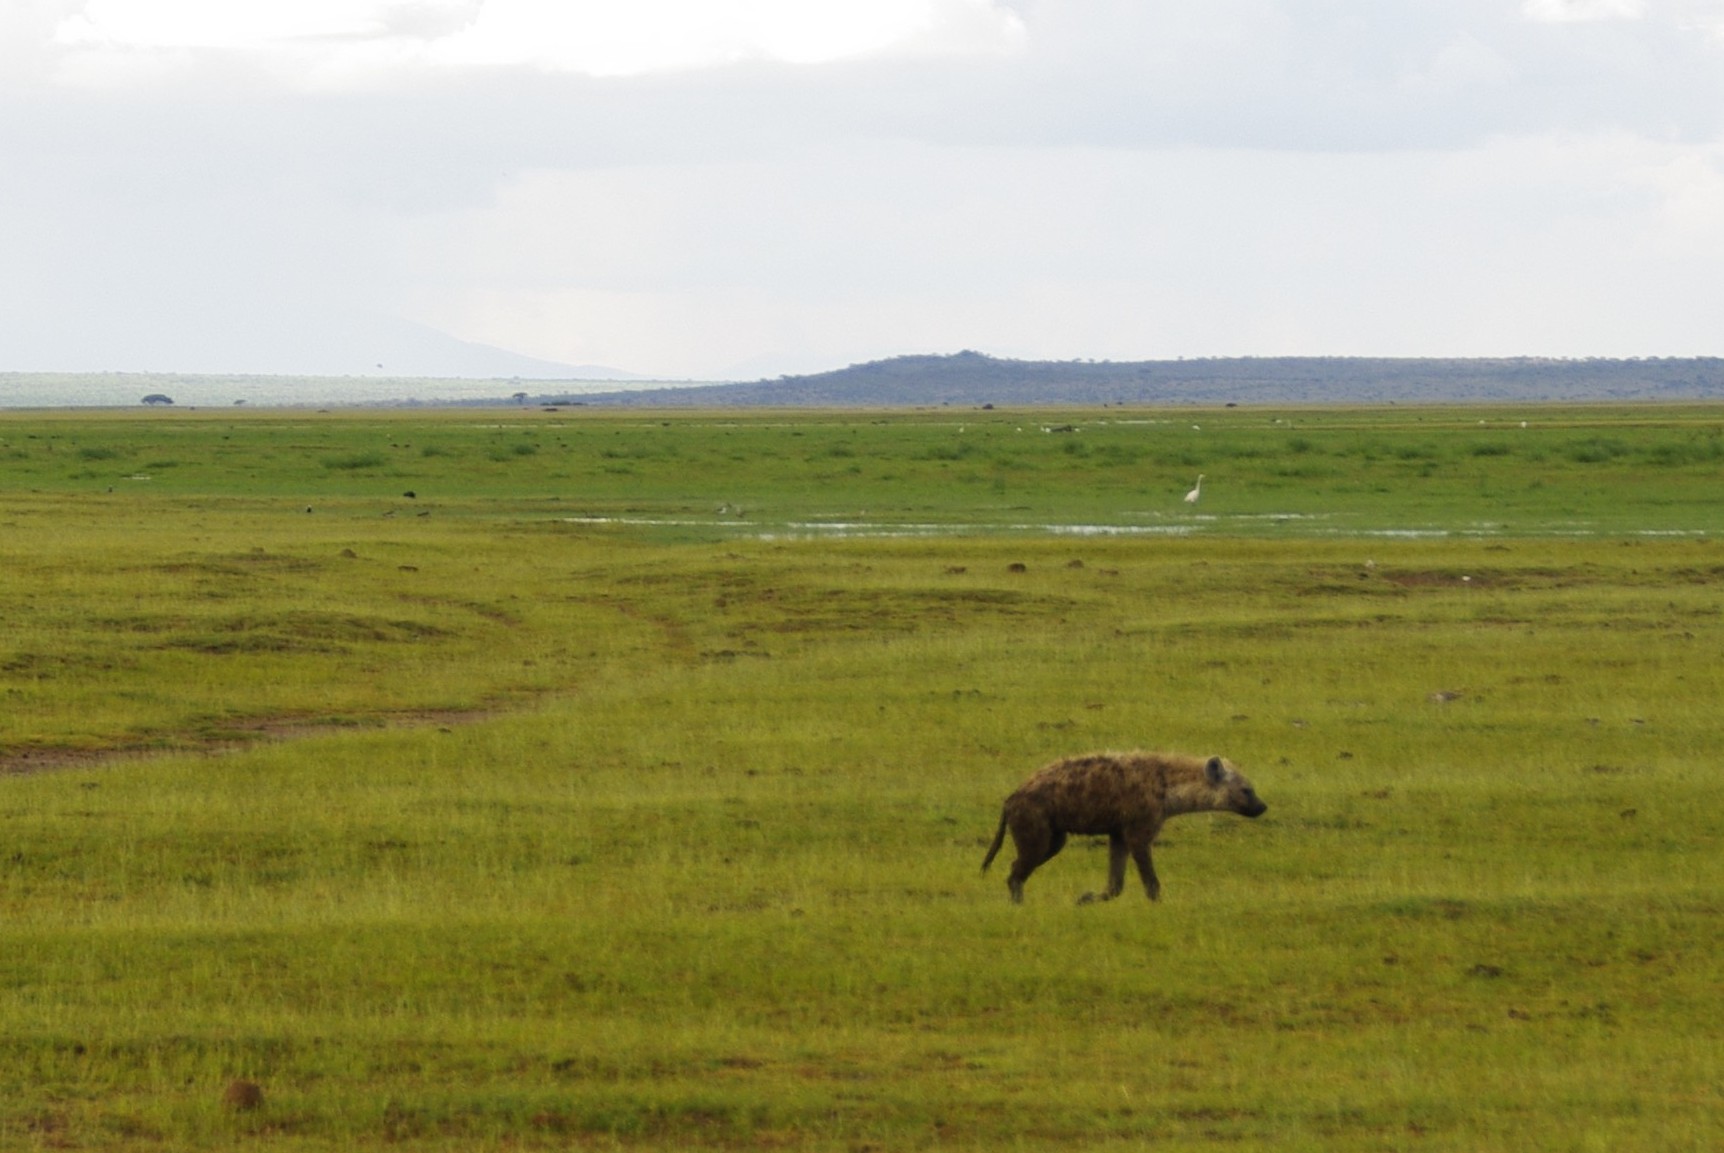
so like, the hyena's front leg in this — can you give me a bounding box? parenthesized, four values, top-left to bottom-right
(1129, 836, 1161, 901)
(1078, 833, 1130, 905)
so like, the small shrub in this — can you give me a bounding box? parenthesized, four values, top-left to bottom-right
(1646, 440, 1724, 466)
(323, 452, 386, 471)
(1569, 438, 1629, 464)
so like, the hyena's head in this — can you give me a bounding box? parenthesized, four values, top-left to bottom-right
(1203, 755, 1268, 818)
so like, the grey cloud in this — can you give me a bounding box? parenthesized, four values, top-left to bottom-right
(8, 2, 1722, 216)
(376, 2, 485, 41)
(972, 0, 1724, 149)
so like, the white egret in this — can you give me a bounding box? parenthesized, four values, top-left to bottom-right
(1184, 474, 1204, 504)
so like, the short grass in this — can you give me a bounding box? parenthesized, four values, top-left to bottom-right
(1, 405, 1721, 1150)
(6, 402, 1724, 533)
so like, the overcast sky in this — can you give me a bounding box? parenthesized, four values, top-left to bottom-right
(3, 0, 1723, 380)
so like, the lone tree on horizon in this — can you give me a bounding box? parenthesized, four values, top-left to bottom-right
(141, 394, 174, 406)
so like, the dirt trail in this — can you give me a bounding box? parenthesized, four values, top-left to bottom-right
(0, 708, 499, 777)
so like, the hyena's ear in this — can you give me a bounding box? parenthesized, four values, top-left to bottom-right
(1205, 756, 1226, 786)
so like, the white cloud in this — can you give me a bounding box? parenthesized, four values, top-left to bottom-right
(436, 0, 1024, 72)
(49, 0, 1025, 86)
(1522, 0, 1645, 22)
(54, 0, 409, 49)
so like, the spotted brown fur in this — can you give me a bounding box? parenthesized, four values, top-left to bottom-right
(981, 750, 1268, 904)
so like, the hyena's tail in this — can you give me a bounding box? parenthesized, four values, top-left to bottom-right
(980, 810, 1009, 873)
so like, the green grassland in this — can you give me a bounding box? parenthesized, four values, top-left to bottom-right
(1, 405, 1721, 1150)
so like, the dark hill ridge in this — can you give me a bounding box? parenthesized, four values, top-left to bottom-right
(574, 352, 1724, 407)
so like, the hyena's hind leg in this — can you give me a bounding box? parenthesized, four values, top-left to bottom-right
(1005, 817, 1065, 903)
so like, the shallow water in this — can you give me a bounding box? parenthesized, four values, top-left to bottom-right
(562, 515, 1205, 539)
(561, 514, 1711, 540)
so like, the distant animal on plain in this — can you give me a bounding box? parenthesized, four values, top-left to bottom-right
(981, 750, 1268, 904)
(222, 1079, 265, 1111)
(1184, 475, 1204, 504)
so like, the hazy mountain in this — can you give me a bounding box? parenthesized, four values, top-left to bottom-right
(0, 306, 642, 382)
(339, 315, 641, 380)
(575, 351, 1724, 407)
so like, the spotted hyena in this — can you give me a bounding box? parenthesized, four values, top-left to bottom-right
(981, 751, 1268, 904)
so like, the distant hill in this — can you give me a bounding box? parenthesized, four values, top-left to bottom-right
(575, 351, 1724, 407)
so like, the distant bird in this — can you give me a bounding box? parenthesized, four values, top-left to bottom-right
(1184, 474, 1204, 505)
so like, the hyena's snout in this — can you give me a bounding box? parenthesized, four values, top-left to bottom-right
(1242, 797, 1268, 818)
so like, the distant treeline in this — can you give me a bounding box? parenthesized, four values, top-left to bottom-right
(573, 351, 1724, 408)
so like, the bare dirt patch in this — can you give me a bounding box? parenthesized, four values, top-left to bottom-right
(0, 707, 498, 777)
